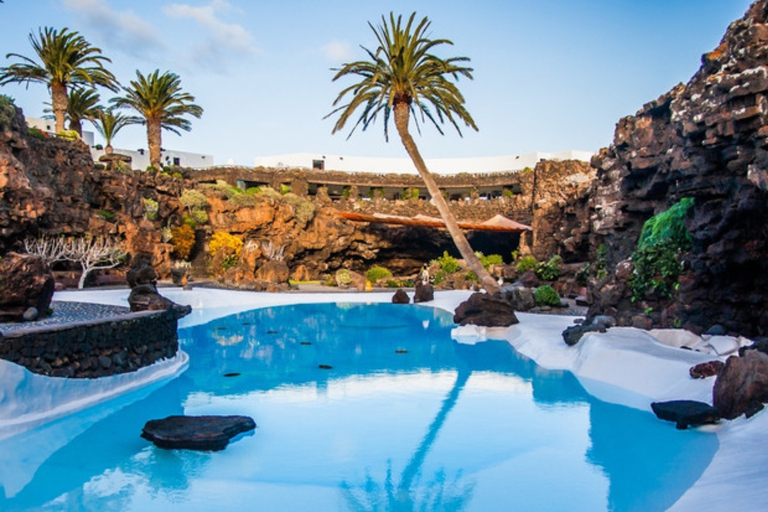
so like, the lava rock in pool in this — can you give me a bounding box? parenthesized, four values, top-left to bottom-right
(223, 372, 241, 377)
(650, 400, 721, 430)
(141, 415, 256, 451)
(318, 364, 333, 369)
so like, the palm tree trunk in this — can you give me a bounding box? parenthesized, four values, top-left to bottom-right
(393, 102, 499, 294)
(147, 119, 162, 169)
(51, 82, 68, 134)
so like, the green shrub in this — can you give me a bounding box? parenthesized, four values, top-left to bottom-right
(335, 268, 352, 286)
(534, 285, 561, 307)
(180, 189, 208, 211)
(245, 187, 261, 195)
(283, 193, 316, 226)
(171, 224, 196, 260)
(172, 172, 183, 179)
(433, 251, 460, 273)
(366, 266, 392, 283)
(431, 269, 448, 285)
(535, 255, 563, 281)
(0, 94, 16, 127)
(629, 198, 693, 301)
(146, 165, 159, 172)
(182, 215, 197, 229)
(516, 255, 537, 273)
(280, 183, 291, 195)
(479, 253, 503, 269)
(204, 180, 242, 199)
(96, 209, 116, 222)
(190, 208, 208, 225)
(143, 198, 159, 220)
(230, 193, 260, 207)
(27, 126, 48, 140)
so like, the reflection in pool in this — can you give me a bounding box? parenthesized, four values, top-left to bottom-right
(0, 303, 718, 511)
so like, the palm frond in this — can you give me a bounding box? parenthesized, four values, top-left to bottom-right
(326, 12, 477, 140)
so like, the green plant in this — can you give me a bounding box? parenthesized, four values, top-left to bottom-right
(172, 171, 183, 179)
(190, 208, 208, 225)
(335, 268, 352, 287)
(433, 251, 460, 273)
(0, 94, 16, 127)
(96, 209, 116, 222)
(534, 285, 561, 307)
(230, 193, 260, 208)
(629, 198, 693, 301)
(180, 189, 208, 210)
(143, 197, 159, 220)
(366, 266, 392, 283)
(516, 255, 537, 273)
(535, 255, 563, 281)
(27, 126, 48, 140)
(594, 243, 608, 280)
(479, 253, 503, 270)
(280, 183, 291, 195)
(146, 165, 159, 172)
(465, 271, 479, 282)
(283, 193, 316, 226)
(114, 160, 131, 173)
(245, 187, 261, 195)
(170, 224, 195, 260)
(182, 215, 197, 229)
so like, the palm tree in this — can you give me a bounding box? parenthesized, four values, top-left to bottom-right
(328, 12, 499, 294)
(0, 27, 118, 133)
(44, 87, 102, 136)
(91, 107, 132, 154)
(112, 70, 203, 169)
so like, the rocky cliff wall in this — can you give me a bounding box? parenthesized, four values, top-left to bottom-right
(589, 0, 768, 336)
(1, 102, 591, 287)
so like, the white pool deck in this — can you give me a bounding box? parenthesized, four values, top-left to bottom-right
(2, 287, 766, 510)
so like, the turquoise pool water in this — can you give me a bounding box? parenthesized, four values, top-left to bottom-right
(0, 303, 717, 511)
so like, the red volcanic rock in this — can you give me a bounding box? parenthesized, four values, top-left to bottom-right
(713, 351, 768, 419)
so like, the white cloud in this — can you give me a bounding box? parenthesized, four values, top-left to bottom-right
(321, 40, 355, 62)
(61, 0, 165, 57)
(164, 0, 259, 70)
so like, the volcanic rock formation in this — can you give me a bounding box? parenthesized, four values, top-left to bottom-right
(588, 0, 768, 336)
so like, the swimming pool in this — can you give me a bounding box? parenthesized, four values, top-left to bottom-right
(0, 302, 717, 511)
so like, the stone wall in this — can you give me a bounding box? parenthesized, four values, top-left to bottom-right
(0, 308, 180, 378)
(588, 0, 768, 336)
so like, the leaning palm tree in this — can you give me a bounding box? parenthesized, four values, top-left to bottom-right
(0, 27, 118, 133)
(91, 107, 132, 153)
(112, 70, 203, 169)
(327, 12, 498, 293)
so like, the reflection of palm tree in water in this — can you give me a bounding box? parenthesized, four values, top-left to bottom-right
(341, 369, 474, 512)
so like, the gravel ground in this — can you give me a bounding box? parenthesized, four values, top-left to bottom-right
(0, 301, 131, 335)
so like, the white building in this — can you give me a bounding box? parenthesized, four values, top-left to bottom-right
(90, 147, 214, 170)
(253, 150, 595, 175)
(25, 116, 213, 169)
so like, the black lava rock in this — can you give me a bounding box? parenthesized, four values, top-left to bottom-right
(141, 415, 256, 451)
(650, 400, 721, 430)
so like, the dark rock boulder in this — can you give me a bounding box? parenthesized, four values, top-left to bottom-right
(499, 283, 535, 311)
(126, 263, 158, 288)
(413, 282, 434, 303)
(689, 360, 725, 379)
(141, 415, 256, 451)
(651, 400, 721, 430)
(392, 289, 410, 304)
(0, 252, 55, 323)
(562, 323, 607, 346)
(713, 350, 768, 420)
(128, 283, 192, 318)
(453, 292, 519, 327)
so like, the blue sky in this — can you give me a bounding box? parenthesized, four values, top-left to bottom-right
(0, 0, 754, 166)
